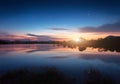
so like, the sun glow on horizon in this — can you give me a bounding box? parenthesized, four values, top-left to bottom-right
(73, 38, 81, 42)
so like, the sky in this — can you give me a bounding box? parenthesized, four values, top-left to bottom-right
(0, 0, 120, 41)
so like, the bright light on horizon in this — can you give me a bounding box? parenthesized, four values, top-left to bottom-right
(73, 38, 80, 42)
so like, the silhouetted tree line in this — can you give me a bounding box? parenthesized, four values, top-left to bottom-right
(87, 36, 120, 52)
(0, 36, 120, 52)
(59, 36, 120, 52)
(0, 40, 61, 44)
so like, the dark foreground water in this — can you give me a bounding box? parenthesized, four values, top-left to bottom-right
(0, 44, 120, 84)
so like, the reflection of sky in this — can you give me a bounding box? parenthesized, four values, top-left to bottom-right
(0, 44, 120, 82)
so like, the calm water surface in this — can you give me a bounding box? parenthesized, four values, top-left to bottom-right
(0, 44, 120, 82)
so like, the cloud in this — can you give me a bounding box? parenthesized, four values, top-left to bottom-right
(27, 33, 59, 41)
(0, 32, 18, 40)
(0, 32, 36, 41)
(48, 28, 68, 31)
(0, 32, 15, 37)
(0, 32, 65, 41)
(79, 21, 120, 33)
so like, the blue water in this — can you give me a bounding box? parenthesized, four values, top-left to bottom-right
(0, 44, 120, 83)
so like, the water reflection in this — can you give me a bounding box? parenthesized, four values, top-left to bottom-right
(0, 44, 119, 64)
(0, 44, 120, 84)
(0, 44, 120, 54)
(0, 44, 65, 54)
(78, 46, 87, 51)
(58, 44, 120, 53)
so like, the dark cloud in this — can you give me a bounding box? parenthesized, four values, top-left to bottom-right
(27, 33, 59, 41)
(48, 28, 68, 31)
(79, 21, 120, 33)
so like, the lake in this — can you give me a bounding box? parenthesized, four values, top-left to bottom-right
(0, 44, 120, 84)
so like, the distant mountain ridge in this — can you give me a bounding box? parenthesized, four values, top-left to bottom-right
(104, 35, 120, 40)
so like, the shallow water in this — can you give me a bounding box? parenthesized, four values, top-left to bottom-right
(0, 44, 120, 83)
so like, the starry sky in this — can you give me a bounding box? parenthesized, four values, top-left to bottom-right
(0, 0, 120, 41)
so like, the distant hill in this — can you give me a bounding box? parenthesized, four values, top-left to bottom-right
(104, 35, 120, 40)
